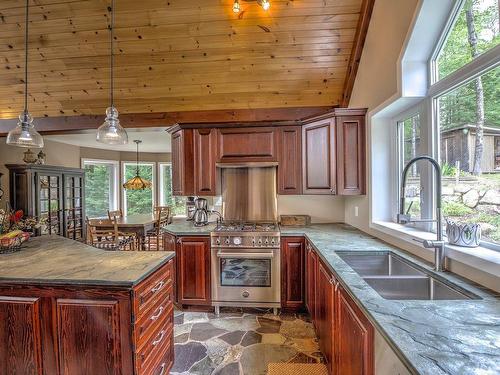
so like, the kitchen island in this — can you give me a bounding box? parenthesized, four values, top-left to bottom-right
(0, 236, 175, 375)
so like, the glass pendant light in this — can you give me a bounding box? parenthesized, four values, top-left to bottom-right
(6, 0, 44, 149)
(233, 0, 240, 13)
(261, 0, 271, 11)
(123, 140, 152, 190)
(96, 0, 128, 145)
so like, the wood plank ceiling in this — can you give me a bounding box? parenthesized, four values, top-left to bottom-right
(0, 0, 369, 120)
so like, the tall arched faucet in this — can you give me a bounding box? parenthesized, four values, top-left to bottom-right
(397, 156, 446, 271)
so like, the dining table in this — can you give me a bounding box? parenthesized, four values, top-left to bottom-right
(96, 213, 157, 250)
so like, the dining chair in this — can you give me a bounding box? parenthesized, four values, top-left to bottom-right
(86, 217, 136, 251)
(107, 209, 123, 220)
(145, 206, 171, 251)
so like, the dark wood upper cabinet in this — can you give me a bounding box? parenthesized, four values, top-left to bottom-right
(177, 236, 211, 306)
(280, 237, 305, 311)
(0, 296, 43, 375)
(217, 127, 278, 163)
(336, 113, 366, 195)
(194, 128, 218, 196)
(171, 129, 195, 196)
(278, 126, 302, 194)
(337, 285, 374, 375)
(302, 119, 336, 194)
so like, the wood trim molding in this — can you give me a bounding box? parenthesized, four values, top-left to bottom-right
(0, 107, 333, 137)
(341, 0, 376, 107)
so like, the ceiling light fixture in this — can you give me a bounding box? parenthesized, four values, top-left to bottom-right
(96, 0, 128, 145)
(261, 0, 271, 11)
(123, 140, 152, 190)
(233, 0, 241, 13)
(6, 0, 44, 149)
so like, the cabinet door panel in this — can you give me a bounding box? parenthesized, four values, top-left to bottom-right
(278, 127, 302, 194)
(336, 287, 374, 375)
(281, 237, 305, 310)
(56, 299, 122, 375)
(305, 243, 317, 323)
(194, 129, 218, 196)
(178, 237, 211, 305)
(302, 120, 336, 194)
(217, 128, 278, 162)
(337, 115, 365, 195)
(317, 262, 335, 372)
(0, 296, 43, 375)
(171, 130, 194, 196)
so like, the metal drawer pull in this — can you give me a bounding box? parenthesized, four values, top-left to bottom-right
(150, 306, 164, 321)
(151, 281, 165, 293)
(152, 330, 166, 346)
(158, 363, 167, 375)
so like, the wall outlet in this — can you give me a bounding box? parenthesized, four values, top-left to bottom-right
(354, 206, 359, 217)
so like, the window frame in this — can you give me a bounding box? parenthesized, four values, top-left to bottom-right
(81, 158, 119, 218)
(121, 161, 156, 216)
(392, 2, 500, 250)
(158, 162, 187, 217)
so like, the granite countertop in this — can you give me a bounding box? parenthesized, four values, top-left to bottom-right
(167, 221, 500, 375)
(165, 219, 216, 235)
(0, 236, 175, 287)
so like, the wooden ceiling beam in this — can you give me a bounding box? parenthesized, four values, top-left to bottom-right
(0, 107, 333, 136)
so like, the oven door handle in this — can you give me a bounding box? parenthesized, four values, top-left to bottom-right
(216, 251, 274, 259)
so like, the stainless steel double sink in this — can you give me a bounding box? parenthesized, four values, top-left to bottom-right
(336, 252, 480, 300)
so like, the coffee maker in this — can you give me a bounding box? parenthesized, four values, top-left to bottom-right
(193, 198, 209, 227)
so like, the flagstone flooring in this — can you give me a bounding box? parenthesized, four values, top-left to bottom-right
(172, 308, 323, 375)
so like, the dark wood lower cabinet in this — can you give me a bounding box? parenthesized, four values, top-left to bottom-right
(337, 286, 374, 375)
(177, 236, 211, 306)
(0, 260, 174, 375)
(306, 241, 318, 323)
(0, 296, 43, 375)
(317, 261, 336, 375)
(306, 243, 374, 375)
(281, 237, 306, 311)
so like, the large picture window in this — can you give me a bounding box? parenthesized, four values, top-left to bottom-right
(122, 162, 155, 215)
(159, 163, 186, 216)
(82, 159, 118, 218)
(435, 0, 499, 81)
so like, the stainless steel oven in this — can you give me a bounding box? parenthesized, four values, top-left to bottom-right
(210, 229, 281, 314)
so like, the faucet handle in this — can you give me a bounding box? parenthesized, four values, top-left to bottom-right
(405, 201, 414, 216)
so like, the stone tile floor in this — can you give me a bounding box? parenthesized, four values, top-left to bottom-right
(172, 308, 323, 375)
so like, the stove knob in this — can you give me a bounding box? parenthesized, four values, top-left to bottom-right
(265, 238, 269, 245)
(258, 238, 263, 245)
(242, 290, 250, 298)
(233, 237, 242, 246)
(215, 238, 221, 245)
(225, 238, 230, 245)
(252, 238, 256, 246)
(271, 238, 275, 245)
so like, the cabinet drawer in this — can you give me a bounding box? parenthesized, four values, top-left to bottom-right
(135, 310, 173, 374)
(134, 260, 173, 317)
(135, 287, 173, 347)
(142, 334, 174, 375)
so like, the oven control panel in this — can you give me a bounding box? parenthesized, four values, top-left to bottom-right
(211, 234, 280, 248)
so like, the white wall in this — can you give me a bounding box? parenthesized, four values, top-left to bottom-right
(0, 139, 81, 204)
(346, 0, 419, 232)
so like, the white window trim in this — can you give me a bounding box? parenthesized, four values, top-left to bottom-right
(158, 162, 171, 207)
(121, 161, 156, 216)
(81, 158, 119, 216)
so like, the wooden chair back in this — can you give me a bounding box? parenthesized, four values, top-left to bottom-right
(86, 217, 119, 246)
(107, 209, 123, 220)
(154, 206, 171, 234)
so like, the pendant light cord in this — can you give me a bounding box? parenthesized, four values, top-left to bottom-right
(110, 0, 115, 108)
(135, 140, 140, 175)
(24, 0, 29, 113)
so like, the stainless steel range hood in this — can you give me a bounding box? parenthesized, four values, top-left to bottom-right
(220, 165, 277, 222)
